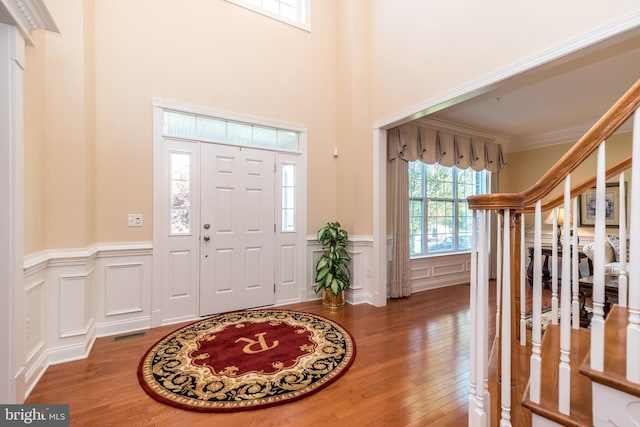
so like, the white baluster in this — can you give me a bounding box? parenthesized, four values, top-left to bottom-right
(530, 200, 542, 404)
(496, 213, 502, 338)
(469, 210, 478, 414)
(500, 209, 512, 427)
(559, 176, 571, 415)
(627, 112, 640, 383)
(472, 210, 488, 425)
(619, 173, 627, 308)
(520, 214, 527, 346)
(591, 143, 606, 372)
(483, 211, 491, 417)
(572, 196, 580, 330)
(551, 207, 559, 325)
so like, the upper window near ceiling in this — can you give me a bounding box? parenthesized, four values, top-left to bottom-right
(227, 0, 311, 31)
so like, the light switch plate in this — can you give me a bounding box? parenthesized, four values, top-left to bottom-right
(128, 214, 143, 227)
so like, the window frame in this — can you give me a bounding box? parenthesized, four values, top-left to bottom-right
(226, 0, 311, 32)
(409, 162, 488, 258)
(281, 162, 296, 232)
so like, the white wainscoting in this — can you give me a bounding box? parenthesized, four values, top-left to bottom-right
(306, 235, 374, 305)
(22, 242, 152, 398)
(22, 237, 373, 399)
(409, 253, 472, 293)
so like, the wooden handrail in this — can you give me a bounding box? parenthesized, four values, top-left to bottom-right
(521, 157, 632, 213)
(468, 78, 640, 211)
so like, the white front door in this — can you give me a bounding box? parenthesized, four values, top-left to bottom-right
(199, 144, 275, 315)
(154, 103, 308, 326)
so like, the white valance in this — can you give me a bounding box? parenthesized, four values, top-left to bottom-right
(387, 124, 506, 173)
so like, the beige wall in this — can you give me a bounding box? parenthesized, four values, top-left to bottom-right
(22, 0, 640, 252)
(335, 0, 373, 235)
(92, 0, 341, 243)
(368, 0, 639, 120)
(25, 0, 341, 251)
(500, 132, 633, 234)
(24, 0, 96, 252)
(23, 31, 47, 255)
(500, 132, 633, 195)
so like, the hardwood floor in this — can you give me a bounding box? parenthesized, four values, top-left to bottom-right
(27, 284, 491, 427)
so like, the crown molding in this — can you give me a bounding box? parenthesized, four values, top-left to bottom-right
(413, 116, 511, 145)
(0, 0, 58, 45)
(505, 118, 633, 153)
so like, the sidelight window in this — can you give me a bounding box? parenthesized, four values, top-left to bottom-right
(170, 152, 191, 234)
(281, 164, 296, 231)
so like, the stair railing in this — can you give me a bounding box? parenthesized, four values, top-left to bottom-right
(467, 78, 640, 426)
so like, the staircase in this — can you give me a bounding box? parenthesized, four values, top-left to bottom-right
(467, 78, 640, 426)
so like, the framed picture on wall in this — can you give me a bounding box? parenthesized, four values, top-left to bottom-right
(579, 182, 625, 227)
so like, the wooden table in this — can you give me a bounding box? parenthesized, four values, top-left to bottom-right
(527, 246, 589, 287)
(578, 274, 618, 327)
(578, 275, 619, 303)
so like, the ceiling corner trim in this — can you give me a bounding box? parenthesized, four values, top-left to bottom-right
(0, 0, 58, 45)
(505, 119, 634, 153)
(414, 116, 511, 145)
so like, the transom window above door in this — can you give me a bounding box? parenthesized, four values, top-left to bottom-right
(163, 110, 300, 151)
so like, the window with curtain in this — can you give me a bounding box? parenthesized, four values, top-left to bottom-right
(409, 162, 488, 256)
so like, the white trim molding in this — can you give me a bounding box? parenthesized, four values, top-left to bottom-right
(21, 242, 153, 398)
(0, 0, 58, 45)
(306, 235, 374, 306)
(0, 22, 25, 405)
(409, 254, 471, 293)
(506, 120, 634, 153)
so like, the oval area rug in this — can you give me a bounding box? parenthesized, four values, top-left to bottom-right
(138, 309, 356, 412)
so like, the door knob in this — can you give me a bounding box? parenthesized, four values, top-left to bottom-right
(203, 224, 210, 229)
(203, 235, 211, 241)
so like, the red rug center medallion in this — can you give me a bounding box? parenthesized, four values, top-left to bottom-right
(190, 320, 314, 376)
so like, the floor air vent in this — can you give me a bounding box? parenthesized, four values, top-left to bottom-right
(112, 331, 147, 342)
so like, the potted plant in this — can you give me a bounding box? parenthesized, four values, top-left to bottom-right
(314, 221, 351, 308)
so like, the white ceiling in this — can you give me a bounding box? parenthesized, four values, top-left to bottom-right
(415, 29, 640, 153)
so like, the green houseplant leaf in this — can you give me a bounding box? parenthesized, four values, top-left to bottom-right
(314, 221, 351, 296)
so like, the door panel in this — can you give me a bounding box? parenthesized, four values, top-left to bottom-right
(200, 144, 275, 315)
(159, 141, 201, 323)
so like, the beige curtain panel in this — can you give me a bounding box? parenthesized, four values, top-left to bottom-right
(387, 124, 505, 299)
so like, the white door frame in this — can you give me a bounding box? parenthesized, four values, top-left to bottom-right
(152, 99, 308, 326)
(0, 22, 24, 405)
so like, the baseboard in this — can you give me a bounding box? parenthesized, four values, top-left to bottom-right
(274, 297, 303, 307)
(23, 352, 46, 400)
(46, 333, 96, 366)
(161, 314, 200, 328)
(12, 368, 25, 405)
(94, 316, 153, 338)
